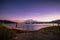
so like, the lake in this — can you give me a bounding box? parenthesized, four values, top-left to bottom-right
(3, 23, 57, 31)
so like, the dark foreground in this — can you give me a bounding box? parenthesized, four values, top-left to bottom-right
(12, 26, 60, 40)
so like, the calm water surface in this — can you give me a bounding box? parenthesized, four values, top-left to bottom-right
(3, 23, 57, 31)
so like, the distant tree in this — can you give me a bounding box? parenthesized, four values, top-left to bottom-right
(52, 20, 60, 26)
(16, 23, 18, 28)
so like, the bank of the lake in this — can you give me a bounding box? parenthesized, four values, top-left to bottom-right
(14, 26, 60, 40)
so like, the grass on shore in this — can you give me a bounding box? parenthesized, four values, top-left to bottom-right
(0, 25, 17, 40)
(15, 26, 60, 40)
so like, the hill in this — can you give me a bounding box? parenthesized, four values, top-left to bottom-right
(0, 20, 16, 24)
(14, 26, 60, 40)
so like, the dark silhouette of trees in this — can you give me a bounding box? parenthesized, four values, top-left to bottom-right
(51, 20, 60, 26)
(16, 23, 18, 28)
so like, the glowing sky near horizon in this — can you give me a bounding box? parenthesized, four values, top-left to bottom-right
(0, 0, 60, 22)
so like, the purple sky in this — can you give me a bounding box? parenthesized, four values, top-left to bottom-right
(0, 0, 60, 22)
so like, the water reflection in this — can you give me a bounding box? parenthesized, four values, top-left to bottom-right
(3, 23, 57, 31)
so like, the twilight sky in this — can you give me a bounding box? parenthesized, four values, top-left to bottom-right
(0, 0, 60, 22)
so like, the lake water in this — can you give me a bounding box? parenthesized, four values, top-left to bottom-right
(3, 23, 57, 31)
